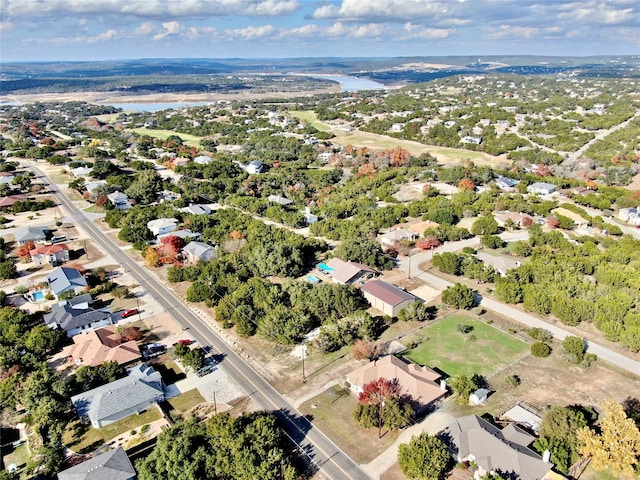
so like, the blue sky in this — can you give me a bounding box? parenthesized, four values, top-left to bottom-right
(1, 0, 638, 61)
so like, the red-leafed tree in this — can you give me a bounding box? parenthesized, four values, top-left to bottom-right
(534, 164, 552, 177)
(416, 236, 440, 250)
(521, 216, 534, 227)
(355, 377, 412, 437)
(352, 340, 383, 361)
(547, 216, 560, 228)
(158, 235, 184, 264)
(458, 178, 475, 191)
(17, 240, 36, 262)
(118, 326, 144, 343)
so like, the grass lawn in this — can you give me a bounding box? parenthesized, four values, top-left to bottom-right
(63, 408, 162, 454)
(403, 315, 528, 378)
(1, 443, 30, 472)
(299, 385, 401, 464)
(129, 128, 203, 147)
(165, 389, 206, 416)
(154, 360, 186, 385)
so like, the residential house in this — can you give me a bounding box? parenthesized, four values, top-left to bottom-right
(107, 191, 131, 210)
(147, 218, 179, 236)
(193, 155, 213, 165)
(495, 176, 519, 192)
(62, 325, 141, 367)
(460, 136, 482, 145)
(380, 228, 417, 249)
(157, 229, 200, 243)
(527, 182, 557, 195)
(85, 180, 107, 195)
(244, 160, 264, 175)
(619, 207, 640, 226)
(0, 194, 28, 210)
(0, 172, 14, 184)
(47, 267, 88, 299)
(346, 355, 446, 412)
(29, 244, 70, 266)
(44, 302, 113, 337)
(267, 194, 294, 206)
(57, 447, 136, 480)
(182, 241, 217, 264)
(494, 211, 534, 228)
(407, 220, 440, 237)
(303, 206, 319, 225)
(559, 186, 590, 197)
(552, 207, 589, 229)
(442, 415, 555, 480)
(14, 225, 49, 245)
(360, 280, 420, 317)
(71, 363, 165, 428)
(318, 152, 333, 163)
(70, 166, 92, 178)
(323, 258, 377, 285)
(390, 123, 405, 132)
(179, 203, 212, 215)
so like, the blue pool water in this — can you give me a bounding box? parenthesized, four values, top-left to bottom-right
(32, 291, 45, 301)
(307, 275, 320, 284)
(317, 263, 333, 271)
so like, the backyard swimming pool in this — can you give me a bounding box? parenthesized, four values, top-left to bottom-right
(32, 291, 45, 301)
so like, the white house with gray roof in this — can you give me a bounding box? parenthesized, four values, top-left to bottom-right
(182, 241, 217, 264)
(57, 447, 135, 480)
(44, 301, 113, 337)
(14, 225, 49, 245)
(147, 218, 179, 236)
(527, 182, 557, 195)
(71, 363, 165, 428)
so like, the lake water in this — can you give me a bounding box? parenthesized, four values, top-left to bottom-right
(306, 75, 387, 92)
(103, 102, 213, 112)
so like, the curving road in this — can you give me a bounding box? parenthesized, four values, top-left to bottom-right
(30, 163, 371, 480)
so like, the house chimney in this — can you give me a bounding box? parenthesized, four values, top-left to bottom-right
(440, 379, 447, 391)
(542, 450, 551, 463)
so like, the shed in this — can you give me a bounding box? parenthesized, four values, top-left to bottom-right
(360, 280, 420, 317)
(469, 388, 490, 406)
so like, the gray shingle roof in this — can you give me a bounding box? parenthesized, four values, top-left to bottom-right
(57, 447, 135, 480)
(14, 225, 49, 243)
(47, 267, 88, 296)
(44, 303, 111, 332)
(71, 363, 164, 424)
(182, 241, 216, 261)
(443, 415, 552, 479)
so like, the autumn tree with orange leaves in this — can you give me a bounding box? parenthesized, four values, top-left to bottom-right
(458, 178, 475, 191)
(17, 240, 35, 262)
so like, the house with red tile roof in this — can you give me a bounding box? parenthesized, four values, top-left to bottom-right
(29, 243, 69, 266)
(62, 325, 141, 367)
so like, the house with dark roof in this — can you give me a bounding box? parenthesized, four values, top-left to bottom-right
(29, 244, 69, 266)
(346, 355, 446, 412)
(324, 258, 377, 285)
(0, 194, 28, 210)
(71, 363, 165, 428)
(182, 241, 217, 264)
(360, 280, 420, 317)
(13, 225, 49, 245)
(47, 267, 88, 298)
(442, 415, 555, 480)
(44, 301, 113, 337)
(57, 447, 136, 480)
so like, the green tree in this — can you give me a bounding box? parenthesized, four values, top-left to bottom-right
(563, 336, 586, 364)
(0, 261, 17, 280)
(398, 432, 452, 480)
(471, 216, 500, 235)
(125, 170, 163, 204)
(441, 283, 476, 309)
(531, 342, 551, 358)
(448, 373, 481, 403)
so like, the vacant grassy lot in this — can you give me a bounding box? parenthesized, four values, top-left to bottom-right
(63, 408, 162, 454)
(299, 385, 401, 464)
(403, 315, 528, 378)
(129, 128, 203, 147)
(290, 111, 502, 165)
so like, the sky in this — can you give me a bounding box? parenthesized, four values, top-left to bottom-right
(1, 0, 639, 62)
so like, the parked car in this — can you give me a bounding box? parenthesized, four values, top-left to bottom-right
(141, 343, 166, 359)
(175, 339, 194, 347)
(121, 308, 140, 318)
(195, 364, 216, 377)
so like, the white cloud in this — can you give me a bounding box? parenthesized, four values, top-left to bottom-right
(312, 0, 447, 21)
(87, 29, 119, 43)
(153, 21, 182, 41)
(225, 24, 276, 40)
(134, 22, 157, 36)
(488, 24, 538, 39)
(0, 21, 14, 32)
(5, 0, 301, 19)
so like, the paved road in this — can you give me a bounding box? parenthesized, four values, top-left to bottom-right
(30, 163, 371, 480)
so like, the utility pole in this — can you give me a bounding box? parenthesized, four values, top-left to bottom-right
(213, 390, 217, 415)
(136, 296, 142, 322)
(301, 343, 306, 384)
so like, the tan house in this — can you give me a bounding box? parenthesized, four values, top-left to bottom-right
(407, 220, 440, 237)
(360, 280, 420, 317)
(494, 211, 533, 228)
(29, 244, 70, 266)
(62, 325, 141, 367)
(323, 258, 377, 285)
(346, 355, 446, 411)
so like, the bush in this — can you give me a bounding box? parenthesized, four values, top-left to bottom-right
(462, 246, 476, 254)
(531, 342, 551, 358)
(504, 375, 521, 388)
(528, 327, 554, 343)
(456, 324, 474, 334)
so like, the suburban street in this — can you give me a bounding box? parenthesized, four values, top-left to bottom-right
(29, 163, 372, 480)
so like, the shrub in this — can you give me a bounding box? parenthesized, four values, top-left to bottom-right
(456, 324, 474, 334)
(504, 375, 521, 388)
(528, 327, 554, 343)
(462, 246, 476, 254)
(531, 342, 551, 358)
